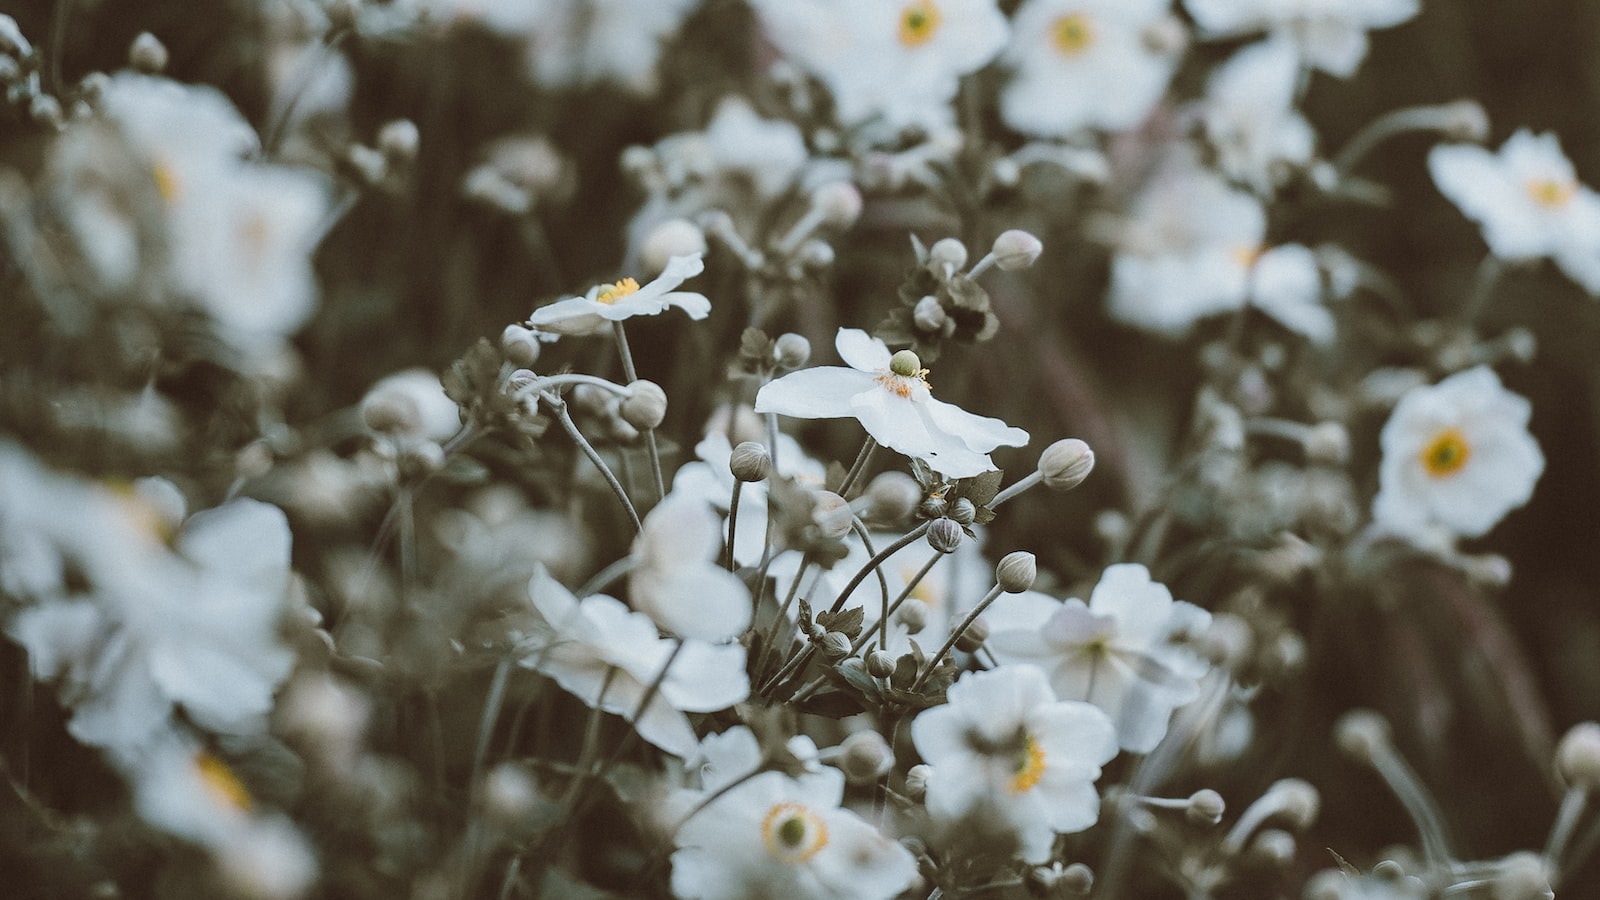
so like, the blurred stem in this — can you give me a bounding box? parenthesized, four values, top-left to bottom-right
(1459, 254, 1504, 329)
(1544, 787, 1588, 873)
(261, 29, 350, 158)
(755, 550, 812, 679)
(577, 556, 636, 598)
(612, 321, 666, 503)
(544, 392, 642, 533)
(470, 658, 513, 793)
(557, 669, 616, 812)
(910, 583, 1004, 693)
(47, 0, 70, 96)
(849, 551, 943, 656)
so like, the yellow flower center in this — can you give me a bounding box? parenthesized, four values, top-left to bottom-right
(1052, 13, 1095, 56)
(152, 159, 182, 205)
(1527, 178, 1576, 209)
(1420, 427, 1471, 478)
(1231, 244, 1264, 270)
(761, 801, 829, 863)
(1009, 734, 1047, 794)
(105, 480, 176, 545)
(879, 351, 932, 398)
(898, 1, 942, 47)
(196, 751, 254, 813)
(595, 277, 641, 304)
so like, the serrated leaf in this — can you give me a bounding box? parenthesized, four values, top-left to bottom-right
(965, 469, 1004, 506)
(796, 597, 814, 630)
(796, 690, 868, 719)
(817, 605, 864, 639)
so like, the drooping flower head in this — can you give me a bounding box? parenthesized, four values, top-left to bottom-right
(754, 328, 1028, 479)
(527, 253, 710, 339)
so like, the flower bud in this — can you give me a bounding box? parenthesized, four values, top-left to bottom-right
(29, 94, 63, 130)
(927, 517, 964, 553)
(1265, 778, 1321, 830)
(812, 490, 853, 540)
(1249, 828, 1297, 868)
(361, 391, 421, 435)
(641, 218, 707, 275)
(895, 598, 929, 635)
(953, 615, 989, 653)
(1303, 421, 1350, 466)
(947, 496, 976, 526)
(797, 239, 835, 269)
(500, 324, 541, 368)
(347, 143, 388, 185)
(1186, 789, 1226, 826)
(818, 631, 853, 659)
(1491, 851, 1554, 900)
(813, 181, 863, 228)
(991, 156, 1021, 189)
(1440, 99, 1490, 143)
(866, 650, 896, 679)
(397, 440, 446, 480)
(929, 237, 968, 272)
(838, 730, 894, 783)
(912, 295, 947, 332)
(903, 764, 931, 802)
(864, 471, 921, 523)
(1199, 613, 1253, 668)
(729, 441, 772, 483)
(991, 229, 1043, 271)
(619, 380, 668, 430)
(1039, 438, 1095, 490)
(1464, 553, 1513, 589)
(1059, 863, 1094, 895)
(889, 349, 922, 377)
(1556, 722, 1600, 790)
(481, 763, 540, 828)
(129, 32, 168, 74)
(1335, 710, 1391, 765)
(773, 333, 811, 370)
(377, 119, 420, 163)
(996, 551, 1036, 593)
(918, 495, 948, 520)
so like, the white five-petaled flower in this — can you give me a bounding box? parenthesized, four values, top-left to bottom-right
(1201, 38, 1317, 195)
(1183, 0, 1419, 78)
(984, 564, 1214, 753)
(1372, 365, 1544, 543)
(527, 253, 710, 339)
(629, 493, 754, 642)
(1000, 0, 1181, 138)
(754, 328, 1029, 479)
(670, 765, 918, 899)
(910, 664, 1118, 863)
(520, 566, 749, 759)
(1429, 130, 1600, 295)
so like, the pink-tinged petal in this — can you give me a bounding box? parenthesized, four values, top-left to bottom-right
(834, 328, 892, 373)
(754, 366, 877, 419)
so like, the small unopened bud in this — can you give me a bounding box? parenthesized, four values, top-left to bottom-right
(129, 32, 168, 74)
(927, 517, 964, 553)
(947, 496, 976, 526)
(1372, 859, 1408, 880)
(818, 631, 853, 659)
(481, 763, 540, 828)
(991, 229, 1043, 271)
(619, 380, 668, 430)
(895, 599, 929, 635)
(806, 621, 828, 642)
(1265, 778, 1321, 830)
(796, 239, 835, 269)
(1505, 326, 1538, 363)
(1024, 865, 1060, 898)
(1059, 863, 1094, 896)
(996, 551, 1037, 593)
(1304, 421, 1350, 466)
(1039, 438, 1095, 490)
(864, 471, 921, 523)
(866, 650, 896, 679)
(990, 157, 1021, 189)
(397, 440, 445, 479)
(1186, 789, 1226, 826)
(929, 237, 968, 272)
(904, 764, 931, 802)
(1199, 613, 1253, 668)
(1249, 828, 1297, 868)
(812, 491, 853, 540)
(889, 349, 922, 377)
(814, 181, 863, 228)
(1335, 710, 1392, 765)
(29, 94, 63, 130)
(346, 143, 388, 185)
(377, 118, 420, 163)
(953, 615, 989, 653)
(1440, 99, 1491, 143)
(0, 14, 30, 58)
(912, 295, 947, 332)
(918, 495, 948, 520)
(500, 324, 541, 368)
(837, 731, 894, 783)
(773, 333, 811, 369)
(1464, 553, 1513, 589)
(362, 391, 420, 435)
(729, 441, 772, 483)
(1491, 851, 1554, 900)
(641, 218, 707, 275)
(1556, 722, 1600, 790)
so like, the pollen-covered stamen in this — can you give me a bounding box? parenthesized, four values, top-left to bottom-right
(898, 0, 942, 47)
(152, 159, 182, 205)
(1420, 427, 1471, 478)
(196, 751, 254, 813)
(1009, 734, 1047, 794)
(878, 349, 932, 398)
(1527, 177, 1577, 209)
(1052, 13, 1095, 56)
(760, 801, 829, 863)
(595, 277, 641, 304)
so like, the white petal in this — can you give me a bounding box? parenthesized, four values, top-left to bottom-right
(834, 328, 891, 373)
(754, 366, 877, 420)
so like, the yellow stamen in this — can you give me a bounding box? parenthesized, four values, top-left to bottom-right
(1052, 13, 1095, 56)
(875, 367, 932, 399)
(1009, 734, 1047, 794)
(595, 277, 641, 304)
(1232, 244, 1264, 270)
(152, 160, 181, 205)
(898, 1, 942, 47)
(196, 751, 254, 813)
(1420, 427, 1471, 478)
(1527, 178, 1576, 209)
(761, 801, 829, 863)
(105, 480, 176, 545)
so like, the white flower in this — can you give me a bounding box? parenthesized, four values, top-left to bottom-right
(521, 566, 749, 759)
(670, 767, 918, 899)
(1429, 130, 1600, 295)
(1001, 0, 1180, 138)
(522, 0, 701, 94)
(527, 253, 710, 339)
(702, 96, 812, 196)
(670, 429, 825, 568)
(1372, 366, 1544, 542)
(750, 0, 1008, 134)
(754, 328, 1029, 479)
(910, 665, 1118, 862)
(985, 564, 1213, 753)
(1201, 39, 1317, 194)
(360, 369, 462, 443)
(1183, 0, 1419, 78)
(629, 494, 754, 642)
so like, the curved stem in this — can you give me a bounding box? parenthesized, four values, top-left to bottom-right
(545, 392, 642, 533)
(911, 583, 1004, 693)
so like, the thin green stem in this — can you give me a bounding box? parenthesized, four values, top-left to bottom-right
(612, 321, 666, 502)
(725, 480, 744, 571)
(545, 392, 642, 533)
(911, 584, 1005, 693)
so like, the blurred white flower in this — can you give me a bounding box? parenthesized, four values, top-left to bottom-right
(750, 0, 1008, 133)
(1183, 0, 1419, 77)
(523, 0, 701, 94)
(1201, 39, 1316, 194)
(1372, 365, 1544, 542)
(755, 328, 1029, 478)
(360, 369, 462, 443)
(670, 429, 825, 568)
(1429, 130, 1600, 295)
(1001, 0, 1180, 137)
(521, 566, 749, 759)
(528, 253, 710, 339)
(985, 564, 1213, 753)
(629, 493, 754, 641)
(910, 664, 1118, 862)
(670, 766, 918, 899)
(702, 96, 812, 196)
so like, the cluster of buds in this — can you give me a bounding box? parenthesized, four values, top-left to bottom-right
(1, 15, 61, 129)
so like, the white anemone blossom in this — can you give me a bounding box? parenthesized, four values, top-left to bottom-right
(755, 328, 1029, 479)
(520, 566, 749, 759)
(1201, 38, 1317, 195)
(1372, 366, 1544, 543)
(628, 493, 754, 642)
(1429, 130, 1600, 295)
(984, 564, 1213, 753)
(1183, 0, 1420, 78)
(670, 764, 918, 899)
(527, 253, 710, 339)
(1000, 0, 1181, 138)
(670, 429, 825, 568)
(910, 665, 1118, 863)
